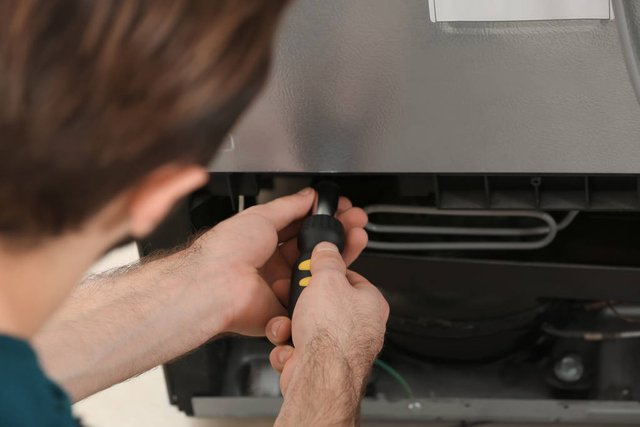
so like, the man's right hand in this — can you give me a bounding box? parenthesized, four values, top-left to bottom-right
(266, 242, 389, 425)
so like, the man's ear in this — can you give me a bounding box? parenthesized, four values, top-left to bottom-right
(127, 164, 208, 238)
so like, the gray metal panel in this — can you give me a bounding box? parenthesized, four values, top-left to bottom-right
(210, 0, 640, 173)
(192, 397, 640, 424)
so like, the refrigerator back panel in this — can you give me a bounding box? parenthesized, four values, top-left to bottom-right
(210, 0, 640, 173)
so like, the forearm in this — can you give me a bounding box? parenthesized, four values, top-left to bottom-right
(33, 247, 232, 402)
(275, 332, 372, 427)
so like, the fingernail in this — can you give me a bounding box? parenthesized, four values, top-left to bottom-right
(298, 187, 312, 195)
(271, 321, 281, 338)
(316, 242, 339, 253)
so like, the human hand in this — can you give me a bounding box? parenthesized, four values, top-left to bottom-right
(265, 243, 389, 396)
(178, 187, 369, 338)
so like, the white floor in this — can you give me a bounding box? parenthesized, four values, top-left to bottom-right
(73, 245, 604, 427)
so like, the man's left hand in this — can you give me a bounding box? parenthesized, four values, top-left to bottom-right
(178, 187, 368, 338)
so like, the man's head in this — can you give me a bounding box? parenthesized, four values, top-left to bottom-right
(0, 0, 289, 245)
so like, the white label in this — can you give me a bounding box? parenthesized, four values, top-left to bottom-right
(428, 0, 611, 23)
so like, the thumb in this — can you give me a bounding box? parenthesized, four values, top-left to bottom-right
(310, 242, 347, 276)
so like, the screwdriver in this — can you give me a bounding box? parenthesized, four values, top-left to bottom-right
(288, 181, 346, 320)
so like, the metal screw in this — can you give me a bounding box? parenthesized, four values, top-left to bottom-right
(408, 401, 422, 412)
(554, 354, 584, 383)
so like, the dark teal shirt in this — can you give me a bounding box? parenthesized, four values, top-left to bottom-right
(0, 335, 77, 427)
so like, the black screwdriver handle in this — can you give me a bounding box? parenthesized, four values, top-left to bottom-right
(288, 182, 345, 320)
(288, 215, 345, 318)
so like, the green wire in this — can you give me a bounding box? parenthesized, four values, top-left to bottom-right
(374, 359, 414, 399)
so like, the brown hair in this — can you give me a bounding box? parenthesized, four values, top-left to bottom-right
(0, 0, 289, 238)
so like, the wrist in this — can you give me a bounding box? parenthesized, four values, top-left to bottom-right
(297, 328, 380, 387)
(303, 328, 380, 382)
(151, 247, 234, 342)
(277, 331, 373, 427)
